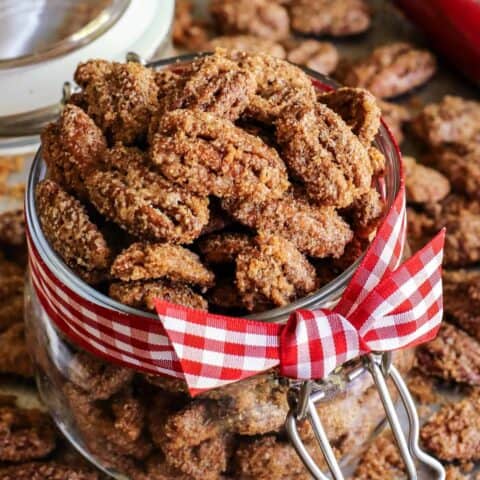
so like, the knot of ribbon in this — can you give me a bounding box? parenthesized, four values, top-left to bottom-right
(154, 186, 445, 395)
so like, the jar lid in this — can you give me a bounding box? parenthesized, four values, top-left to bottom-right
(0, 0, 174, 155)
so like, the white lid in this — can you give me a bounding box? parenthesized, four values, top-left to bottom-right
(0, 0, 174, 155)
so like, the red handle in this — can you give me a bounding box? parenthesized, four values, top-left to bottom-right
(395, 0, 480, 83)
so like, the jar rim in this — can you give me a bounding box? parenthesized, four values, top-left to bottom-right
(25, 53, 403, 324)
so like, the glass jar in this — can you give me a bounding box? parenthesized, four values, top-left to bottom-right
(24, 57, 407, 480)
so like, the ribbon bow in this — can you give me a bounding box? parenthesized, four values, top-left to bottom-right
(155, 186, 445, 395)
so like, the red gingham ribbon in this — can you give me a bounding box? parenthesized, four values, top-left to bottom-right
(27, 184, 445, 396)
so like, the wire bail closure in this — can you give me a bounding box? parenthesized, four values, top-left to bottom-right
(285, 353, 446, 480)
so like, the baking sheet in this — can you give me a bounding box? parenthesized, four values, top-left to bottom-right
(1, 0, 479, 478)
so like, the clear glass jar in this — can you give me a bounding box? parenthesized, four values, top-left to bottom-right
(24, 58, 408, 480)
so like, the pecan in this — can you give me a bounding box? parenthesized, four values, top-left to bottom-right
(0, 463, 99, 480)
(290, 0, 371, 36)
(411, 95, 480, 147)
(0, 323, 34, 378)
(337, 42, 436, 99)
(210, 0, 290, 41)
(286, 40, 339, 75)
(41, 105, 106, 199)
(35, 180, 112, 285)
(236, 234, 318, 310)
(0, 259, 24, 332)
(198, 232, 252, 264)
(109, 280, 208, 312)
(151, 109, 289, 201)
(73, 60, 158, 145)
(173, 0, 210, 51)
(0, 209, 25, 247)
(85, 145, 209, 243)
(275, 102, 372, 208)
(110, 242, 214, 288)
(377, 99, 410, 145)
(208, 35, 286, 59)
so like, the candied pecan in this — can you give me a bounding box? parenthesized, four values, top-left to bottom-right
(111, 242, 214, 288)
(406, 369, 438, 405)
(41, 105, 106, 199)
(416, 322, 480, 386)
(151, 109, 289, 201)
(173, 0, 210, 51)
(110, 389, 145, 444)
(208, 35, 286, 58)
(0, 259, 24, 332)
(377, 99, 411, 144)
(198, 232, 252, 264)
(443, 270, 480, 341)
(285, 39, 338, 75)
(0, 404, 56, 462)
(35, 180, 112, 285)
(0, 323, 33, 378)
(353, 431, 405, 480)
(236, 234, 318, 310)
(204, 373, 289, 435)
(222, 191, 353, 258)
(406, 207, 435, 253)
(230, 51, 317, 123)
(421, 391, 480, 462)
(85, 144, 209, 243)
(346, 187, 385, 237)
(275, 102, 372, 208)
(0, 209, 25, 247)
(289, 0, 371, 36)
(427, 142, 480, 200)
(234, 435, 328, 480)
(317, 87, 381, 146)
(337, 42, 436, 99)
(68, 351, 134, 401)
(154, 401, 230, 480)
(368, 146, 386, 176)
(210, 0, 289, 40)
(109, 280, 208, 312)
(411, 95, 480, 147)
(207, 280, 246, 311)
(73, 59, 158, 145)
(0, 463, 99, 480)
(154, 52, 258, 122)
(403, 156, 450, 204)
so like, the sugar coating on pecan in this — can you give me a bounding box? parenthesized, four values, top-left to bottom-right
(421, 391, 480, 462)
(337, 42, 436, 99)
(222, 191, 353, 258)
(0, 463, 99, 480)
(208, 35, 286, 59)
(0, 259, 24, 332)
(236, 234, 318, 310)
(416, 322, 480, 386)
(443, 270, 480, 342)
(353, 431, 405, 480)
(198, 232, 252, 264)
(35, 180, 112, 285)
(85, 145, 209, 243)
(151, 109, 289, 201)
(210, 0, 290, 40)
(73, 60, 159, 145)
(230, 51, 317, 123)
(289, 0, 371, 36)
(403, 156, 450, 204)
(276, 102, 372, 208)
(154, 401, 230, 480)
(68, 351, 134, 401)
(377, 99, 411, 145)
(346, 187, 385, 237)
(286, 40, 339, 75)
(154, 52, 258, 122)
(0, 323, 34, 378)
(411, 95, 480, 147)
(0, 404, 56, 462)
(109, 280, 208, 312)
(111, 242, 214, 288)
(41, 105, 106, 199)
(317, 87, 381, 147)
(0, 209, 25, 247)
(427, 143, 480, 200)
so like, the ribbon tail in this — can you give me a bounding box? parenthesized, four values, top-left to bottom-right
(155, 300, 282, 396)
(354, 229, 445, 352)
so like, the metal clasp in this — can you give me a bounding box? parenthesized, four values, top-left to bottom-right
(286, 352, 446, 480)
